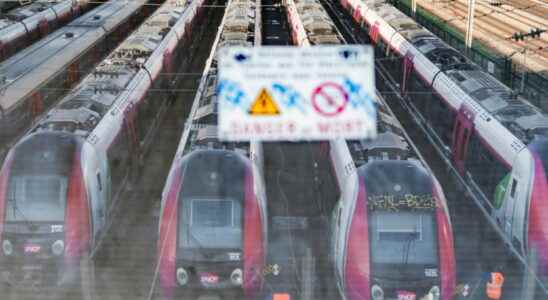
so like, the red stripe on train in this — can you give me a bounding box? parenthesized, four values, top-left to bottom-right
(64, 145, 91, 267)
(345, 177, 371, 300)
(158, 166, 182, 300)
(433, 179, 456, 300)
(243, 163, 264, 299)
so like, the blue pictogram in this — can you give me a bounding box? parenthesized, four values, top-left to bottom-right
(271, 83, 306, 113)
(342, 77, 376, 118)
(217, 79, 248, 109)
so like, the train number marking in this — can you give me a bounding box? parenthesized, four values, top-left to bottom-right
(228, 252, 241, 261)
(424, 268, 438, 277)
(51, 224, 63, 233)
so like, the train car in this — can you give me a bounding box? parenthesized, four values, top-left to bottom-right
(0, 0, 92, 62)
(0, 0, 205, 289)
(285, 1, 456, 299)
(0, 0, 151, 164)
(0, 0, 32, 13)
(157, 0, 267, 298)
(341, 0, 548, 276)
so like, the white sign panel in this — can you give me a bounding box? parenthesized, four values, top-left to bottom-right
(217, 45, 376, 141)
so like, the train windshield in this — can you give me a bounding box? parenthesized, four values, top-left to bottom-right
(370, 211, 438, 266)
(179, 198, 242, 249)
(5, 175, 67, 222)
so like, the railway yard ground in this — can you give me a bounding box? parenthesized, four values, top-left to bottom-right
(413, 0, 548, 75)
(0, 0, 547, 299)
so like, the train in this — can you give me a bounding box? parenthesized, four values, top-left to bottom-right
(0, 0, 205, 290)
(157, 0, 267, 298)
(286, 0, 456, 299)
(341, 0, 548, 276)
(0, 0, 92, 62)
(0, 0, 150, 164)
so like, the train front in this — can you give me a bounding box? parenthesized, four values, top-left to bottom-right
(345, 160, 455, 300)
(0, 132, 90, 289)
(159, 149, 265, 299)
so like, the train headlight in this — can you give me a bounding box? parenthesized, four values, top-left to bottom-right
(2, 240, 12, 256)
(52, 240, 64, 256)
(371, 284, 384, 300)
(230, 268, 243, 286)
(176, 267, 188, 286)
(428, 285, 440, 300)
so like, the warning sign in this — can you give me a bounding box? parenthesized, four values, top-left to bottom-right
(249, 88, 280, 115)
(218, 46, 376, 141)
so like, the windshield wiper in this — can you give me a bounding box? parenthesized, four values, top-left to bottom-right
(184, 224, 212, 258)
(8, 196, 36, 231)
(401, 232, 417, 267)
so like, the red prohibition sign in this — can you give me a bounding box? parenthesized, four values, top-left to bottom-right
(311, 82, 349, 117)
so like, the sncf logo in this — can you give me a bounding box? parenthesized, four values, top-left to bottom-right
(200, 273, 219, 284)
(24, 245, 41, 253)
(397, 291, 416, 300)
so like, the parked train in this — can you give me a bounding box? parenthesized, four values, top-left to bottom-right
(0, 0, 151, 164)
(286, 0, 456, 299)
(341, 0, 548, 276)
(0, 0, 205, 289)
(0, 0, 93, 62)
(157, 0, 267, 299)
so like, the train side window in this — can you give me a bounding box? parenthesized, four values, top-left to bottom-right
(97, 172, 102, 191)
(337, 206, 342, 228)
(510, 179, 517, 198)
(430, 96, 455, 145)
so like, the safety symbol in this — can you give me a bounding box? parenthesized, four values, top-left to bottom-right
(249, 88, 280, 115)
(311, 82, 349, 117)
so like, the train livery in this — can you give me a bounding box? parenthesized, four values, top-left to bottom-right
(157, 0, 267, 298)
(0, 0, 150, 164)
(341, 0, 548, 275)
(286, 1, 456, 299)
(0, 0, 205, 289)
(0, 0, 91, 62)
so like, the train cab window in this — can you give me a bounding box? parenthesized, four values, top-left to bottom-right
(6, 175, 67, 222)
(370, 211, 437, 266)
(179, 198, 242, 249)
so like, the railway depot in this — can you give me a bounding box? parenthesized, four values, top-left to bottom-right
(0, 0, 546, 300)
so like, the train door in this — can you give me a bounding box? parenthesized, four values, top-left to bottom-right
(451, 106, 474, 174)
(85, 147, 107, 244)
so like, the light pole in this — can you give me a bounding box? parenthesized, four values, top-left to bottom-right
(465, 0, 476, 50)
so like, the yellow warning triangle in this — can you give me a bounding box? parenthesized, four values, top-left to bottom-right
(249, 88, 280, 115)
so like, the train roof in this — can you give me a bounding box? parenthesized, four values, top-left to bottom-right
(27, 0, 191, 139)
(0, 1, 129, 89)
(0, 0, 80, 31)
(180, 0, 257, 158)
(346, 95, 413, 167)
(359, 160, 432, 192)
(362, 0, 548, 144)
(0, 0, 146, 116)
(179, 149, 248, 200)
(293, 0, 342, 45)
